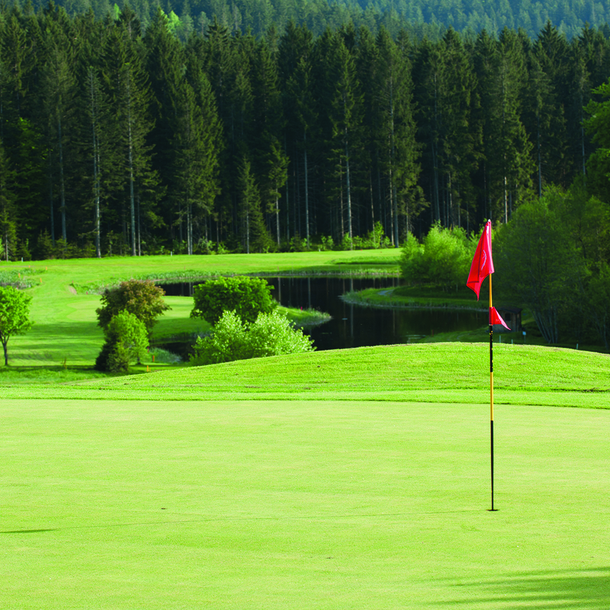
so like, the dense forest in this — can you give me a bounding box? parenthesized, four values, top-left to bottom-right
(12, 0, 610, 40)
(2, 4, 610, 259)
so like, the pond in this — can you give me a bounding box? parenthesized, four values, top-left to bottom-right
(158, 277, 487, 355)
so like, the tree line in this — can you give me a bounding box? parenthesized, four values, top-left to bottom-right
(13, 0, 610, 41)
(2, 5, 610, 259)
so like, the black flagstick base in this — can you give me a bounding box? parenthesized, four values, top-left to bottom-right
(488, 419, 498, 511)
(488, 319, 498, 512)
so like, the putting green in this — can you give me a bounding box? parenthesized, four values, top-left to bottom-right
(1, 398, 609, 608)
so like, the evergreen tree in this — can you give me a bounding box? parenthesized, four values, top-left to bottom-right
(102, 16, 159, 255)
(144, 8, 183, 238)
(524, 22, 570, 190)
(184, 54, 222, 249)
(0, 139, 17, 261)
(237, 156, 270, 252)
(278, 21, 315, 243)
(251, 35, 286, 247)
(373, 27, 420, 243)
(40, 31, 77, 244)
(438, 28, 478, 229)
(412, 37, 445, 225)
(314, 29, 362, 243)
(79, 63, 112, 257)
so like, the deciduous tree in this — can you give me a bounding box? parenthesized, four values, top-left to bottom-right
(96, 279, 170, 334)
(0, 285, 33, 365)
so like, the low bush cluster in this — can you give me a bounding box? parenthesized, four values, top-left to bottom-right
(190, 310, 315, 366)
(400, 224, 476, 290)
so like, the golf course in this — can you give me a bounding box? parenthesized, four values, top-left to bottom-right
(1, 251, 609, 609)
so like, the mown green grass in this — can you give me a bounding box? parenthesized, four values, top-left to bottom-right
(1, 397, 609, 609)
(2, 253, 609, 608)
(3, 343, 608, 409)
(1, 252, 609, 608)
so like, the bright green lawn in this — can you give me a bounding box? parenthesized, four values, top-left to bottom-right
(3, 343, 608, 409)
(2, 254, 610, 608)
(1, 398, 609, 609)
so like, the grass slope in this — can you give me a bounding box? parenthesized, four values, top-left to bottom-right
(1, 398, 609, 609)
(2, 343, 609, 409)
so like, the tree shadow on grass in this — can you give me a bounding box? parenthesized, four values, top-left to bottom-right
(440, 567, 610, 609)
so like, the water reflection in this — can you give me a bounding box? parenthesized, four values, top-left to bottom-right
(262, 277, 486, 351)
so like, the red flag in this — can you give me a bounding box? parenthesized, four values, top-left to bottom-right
(490, 306, 510, 330)
(467, 221, 494, 299)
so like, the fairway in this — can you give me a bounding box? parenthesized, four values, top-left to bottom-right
(2, 398, 609, 609)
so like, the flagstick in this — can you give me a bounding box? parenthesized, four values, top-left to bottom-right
(489, 273, 497, 511)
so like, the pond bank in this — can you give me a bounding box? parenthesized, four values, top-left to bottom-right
(341, 287, 489, 312)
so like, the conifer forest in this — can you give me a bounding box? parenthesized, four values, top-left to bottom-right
(2, 2, 610, 259)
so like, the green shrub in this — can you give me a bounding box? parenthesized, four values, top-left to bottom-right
(399, 232, 424, 281)
(190, 310, 314, 366)
(319, 235, 335, 251)
(190, 276, 277, 325)
(352, 222, 391, 249)
(399, 224, 474, 289)
(95, 311, 149, 373)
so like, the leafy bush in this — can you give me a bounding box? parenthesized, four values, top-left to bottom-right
(399, 224, 474, 289)
(96, 279, 170, 333)
(95, 311, 149, 373)
(288, 234, 309, 252)
(352, 222, 392, 249)
(319, 235, 335, 251)
(190, 310, 314, 365)
(190, 276, 277, 325)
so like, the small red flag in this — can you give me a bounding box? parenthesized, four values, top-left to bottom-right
(490, 306, 510, 330)
(467, 221, 494, 299)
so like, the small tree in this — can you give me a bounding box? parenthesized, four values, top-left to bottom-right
(96, 279, 170, 335)
(0, 286, 33, 365)
(95, 311, 149, 373)
(190, 276, 277, 325)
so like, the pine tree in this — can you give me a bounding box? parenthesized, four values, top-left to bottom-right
(0, 139, 17, 261)
(250, 36, 286, 248)
(279, 21, 315, 243)
(525, 22, 570, 189)
(474, 28, 532, 223)
(412, 38, 445, 225)
(80, 64, 111, 257)
(40, 32, 77, 244)
(373, 27, 420, 244)
(144, 8, 183, 234)
(315, 30, 362, 244)
(102, 17, 159, 256)
(438, 28, 478, 229)
(184, 55, 222, 249)
(237, 156, 270, 253)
